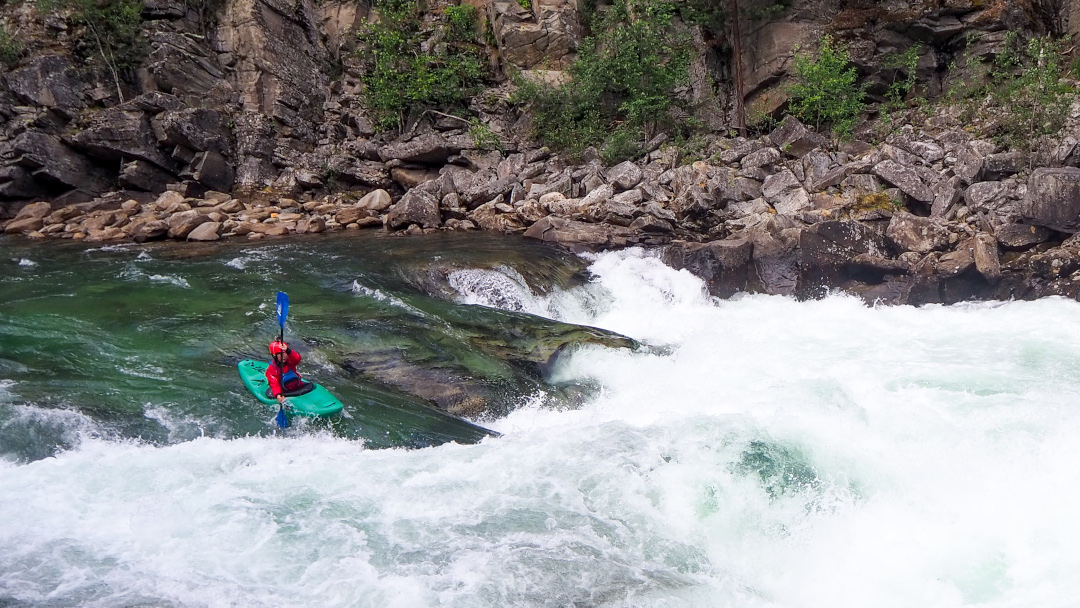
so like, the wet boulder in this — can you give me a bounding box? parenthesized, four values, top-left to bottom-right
(1021, 168, 1080, 232)
(663, 237, 754, 298)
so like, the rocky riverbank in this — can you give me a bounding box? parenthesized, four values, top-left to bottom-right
(8, 112, 1080, 306)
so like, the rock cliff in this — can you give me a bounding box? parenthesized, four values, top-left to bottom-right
(3, 0, 1080, 305)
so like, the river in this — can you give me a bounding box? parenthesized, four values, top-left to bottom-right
(2, 233, 1080, 607)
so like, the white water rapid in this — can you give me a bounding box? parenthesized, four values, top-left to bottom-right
(4, 248, 1080, 607)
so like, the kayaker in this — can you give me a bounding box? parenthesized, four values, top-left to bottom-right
(266, 340, 306, 403)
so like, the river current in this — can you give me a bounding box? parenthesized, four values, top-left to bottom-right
(2, 233, 1080, 607)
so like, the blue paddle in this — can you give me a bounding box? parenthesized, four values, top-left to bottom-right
(274, 291, 290, 429)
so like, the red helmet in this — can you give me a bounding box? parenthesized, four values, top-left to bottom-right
(269, 341, 289, 355)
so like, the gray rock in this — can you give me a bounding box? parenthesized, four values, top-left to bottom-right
(5, 55, 86, 108)
(983, 151, 1026, 178)
(186, 221, 223, 241)
(380, 133, 471, 165)
(522, 216, 634, 251)
(68, 106, 177, 171)
(872, 160, 934, 203)
(191, 151, 234, 192)
(931, 176, 962, 218)
(762, 170, 810, 214)
(741, 147, 781, 170)
(151, 108, 232, 155)
(770, 115, 827, 158)
(973, 233, 1001, 281)
(358, 189, 393, 211)
(1021, 167, 1080, 232)
(580, 183, 614, 208)
(954, 145, 985, 185)
(628, 215, 673, 233)
(963, 181, 1012, 215)
(119, 160, 175, 192)
(608, 161, 643, 190)
(12, 132, 112, 194)
(886, 212, 950, 253)
(994, 223, 1053, 249)
(663, 237, 754, 297)
(385, 188, 440, 229)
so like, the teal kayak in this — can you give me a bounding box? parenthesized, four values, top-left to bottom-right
(237, 360, 344, 417)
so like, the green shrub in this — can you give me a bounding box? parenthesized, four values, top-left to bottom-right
(519, 0, 691, 161)
(445, 4, 477, 43)
(0, 25, 22, 67)
(357, 0, 490, 131)
(37, 0, 144, 98)
(991, 36, 1074, 156)
(787, 35, 866, 139)
(882, 44, 922, 112)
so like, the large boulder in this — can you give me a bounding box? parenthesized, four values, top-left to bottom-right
(68, 106, 178, 172)
(522, 216, 634, 251)
(4, 55, 86, 109)
(607, 161, 643, 190)
(11, 132, 112, 194)
(762, 169, 810, 215)
(769, 115, 827, 158)
(886, 212, 950, 253)
(152, 108, 232, 155)
(1021, 168, 1080, 232)
(357, 189, 393, 211)
(186, 221, 223, 241)
(166, 210, 211, 239)
(385, 189, 440, 229)
(872, 160, 934, 203)
(663, 237, 754, 298)
(380, 133, 471, 165)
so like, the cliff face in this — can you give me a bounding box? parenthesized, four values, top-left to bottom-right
(0, 0, 1067, 212)
(5, 0, 1080, 307)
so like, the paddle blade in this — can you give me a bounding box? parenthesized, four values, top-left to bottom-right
(276, 291, 289, 331)
(276, 403, 290, 428)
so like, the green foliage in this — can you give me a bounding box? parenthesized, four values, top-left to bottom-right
(38, 0, 144, 71)
(468, 118, 503, 152)
(357, 0, 490, 131)
(514, 0, 530, 10)
(787, 35, 866, 139)
(991, 36, 1075, 156)
(518, 0, 691, 161)
(444, 4, 477, 42)
(0, 25, 22, 67)
(882, 44, 922, 112)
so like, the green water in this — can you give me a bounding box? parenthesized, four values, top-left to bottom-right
(0, 232, 614, 460)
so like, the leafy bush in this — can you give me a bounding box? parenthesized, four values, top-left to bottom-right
(357, 0, 490, 131)
(787, 35, 866, 139)
(518, 0, 691, 161)
(0, 25, 22, 67)
(882, 44, 922, 112)
(444, 4, 477, 43)
(37, 0, 144, 99)
(991, 36, 1074, 156)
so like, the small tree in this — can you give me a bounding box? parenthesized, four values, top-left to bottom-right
(787, 35, 866, 139)
(37, 0, 144, 102)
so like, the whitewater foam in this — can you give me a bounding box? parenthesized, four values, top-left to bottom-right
(5, 248, 1080, 607)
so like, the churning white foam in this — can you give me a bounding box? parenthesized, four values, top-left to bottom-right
(4, 248, 1080, 607)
